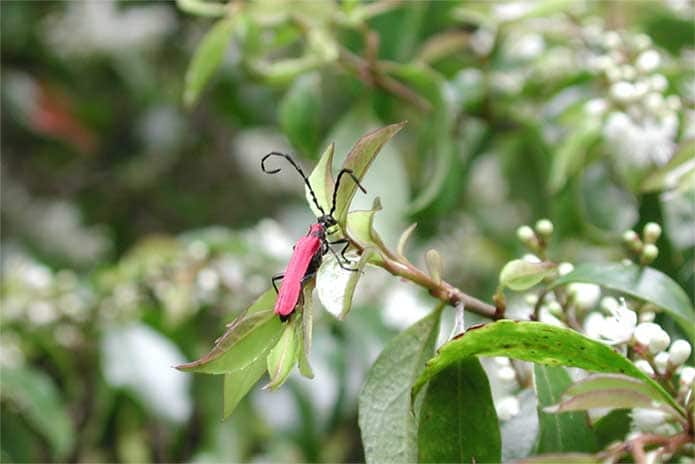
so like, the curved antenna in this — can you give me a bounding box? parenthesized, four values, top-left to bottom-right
(261, 152, 325, 215)
(329, 169, 367, 217)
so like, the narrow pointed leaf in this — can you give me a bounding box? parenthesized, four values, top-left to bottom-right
(176, 290, 283, 374)
(562, 373, 672, 408)
(396, 223, 417, 259)
(544, 389, 666, 414)
(413, 321, 682, 416)
(515, 453, 600, 464)
(425, 249, 443, 285)
(534, 364, 598, 453)
(551, 262, 695, 344)
(335, 122, 406, 223)
(298, 282, 315, 378)
(500, 260, 556, 291)
(346, 198, 386, 265)
(223, 358, 266, 418)
(418, 357, 501, 463)
(358, 307, 442, 464)
(265, 317, 300, 390)
(184, 17, 236, 107)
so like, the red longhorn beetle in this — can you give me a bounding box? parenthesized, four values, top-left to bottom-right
(261, 152, 367, 321)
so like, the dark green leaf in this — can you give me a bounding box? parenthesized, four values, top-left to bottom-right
(279, 73, 321, 158)
(534, 364, 598, 453)
(358, 307, 442, 464)
(1, 367, 75, 459)
(592, 409, 631, 449)
(184, 17, 236, 107)
(176, 290, 283, 374)
(551, 262, 695, 344)
(413, 321, 682, 416)
(418, 357, 501, 463)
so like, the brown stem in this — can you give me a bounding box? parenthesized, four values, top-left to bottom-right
(378, 254, 498, 319)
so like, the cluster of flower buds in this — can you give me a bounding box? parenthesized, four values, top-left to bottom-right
(516, 218, 554, 257)
(622, 222, 662, 265)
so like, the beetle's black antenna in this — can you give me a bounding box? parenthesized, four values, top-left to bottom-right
(262, 152, 325, 215)
(329, 169, 367, 217)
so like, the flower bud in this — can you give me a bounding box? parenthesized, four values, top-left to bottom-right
(653, 352, 669, 374)
(535, 219, 554, 237)
(639, 311, 656, 322)
(648, 328, 670, 354)
(643, 222, 662, 244)
(633, 322, 662, 346)
(641, 244, 659, 264)
(517, 225, 536, 244)
(636, 50, 661, 73)
(497, 366, 516, 382)
(622, 230, 642, 252)
(558, 262, 574, 276)
(668, 340, 692, 366)
(524, 293, 539, 306)
(679, 366, 695, 386)
(568, 283, 601, 310)
(634, 359, 655, 376)
(631, 408, 667, 432)
(600, 296, 619, 313)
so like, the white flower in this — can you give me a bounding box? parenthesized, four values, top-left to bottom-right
(636, 50, 661, 73)
(496, 396, 520, 421)
(598, 299, 637, 345)
(516, 225, 535, 243)
(648, 327, 671, 354)
(600, 296, 620, 313)
(634, 322, 668, 348)
(668, 340, 692, 366)
(649, 74, 668, 92)
(584, 312, 606, 340)
(568, 283, 601, 310)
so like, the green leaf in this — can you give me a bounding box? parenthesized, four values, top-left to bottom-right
(358, 307, 442, 464)
(307, 142, 336, 217)
(534, 364, 598, 453)
(265, 316, 300, 390)
(345, 198, 387, 265)
(418, 357, 501, 463)
(549, 119, 600, 193)
(176, 289, 283, 374)
(560, 373, 674, 412)
(184, 16, 236, 107)
(223, 358, 266, 418)
(1, 367, 75, 459)
(396, 223, 417, 260)
(280, 73, 321, 158)
(298, 282, 315, 378)
(550, 262, 695, 344)
(592, 409, 631, 449)
(499, 260, 557, 291)
(413, 321, 682, 416)
(335, 122, 406, 224)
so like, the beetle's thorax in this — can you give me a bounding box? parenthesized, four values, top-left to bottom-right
(317, 214, 337, 229)
(309, 222, 326, 238)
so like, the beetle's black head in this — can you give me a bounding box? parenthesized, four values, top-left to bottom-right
(317, 214, 337, 229)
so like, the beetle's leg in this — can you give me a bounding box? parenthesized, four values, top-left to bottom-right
(327, 243, 359, 272)
(327, 238, 351, 263)
(271, 273, 284, 293)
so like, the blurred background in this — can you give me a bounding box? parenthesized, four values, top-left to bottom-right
(1, 1, 693, 462)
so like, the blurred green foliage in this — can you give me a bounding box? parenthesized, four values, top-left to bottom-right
(1, 0, 693, 462)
